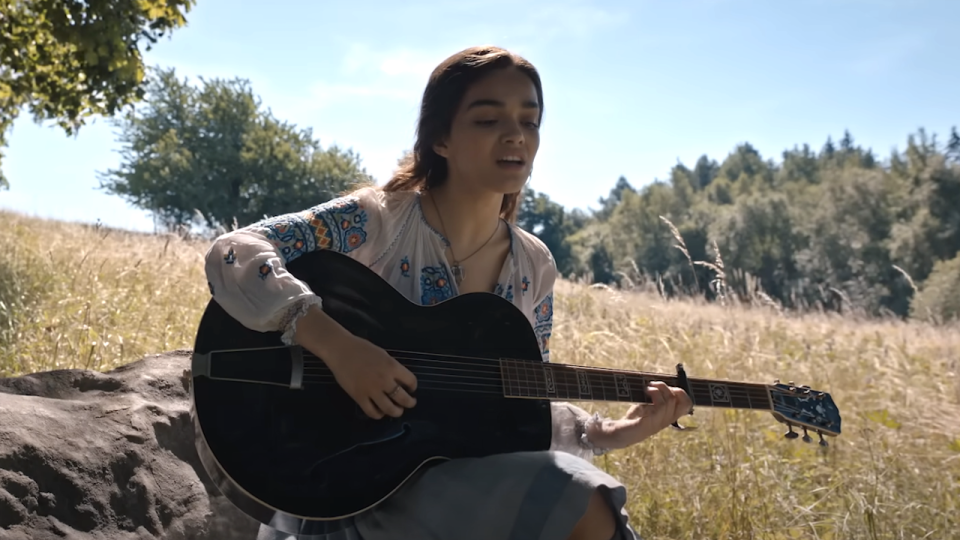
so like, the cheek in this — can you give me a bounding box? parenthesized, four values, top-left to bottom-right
(449, 129, 494, 163)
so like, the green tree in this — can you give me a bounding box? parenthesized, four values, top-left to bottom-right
(0, 0, 195, 189)
(910, 253, 960, 323)
(98, 67, 373, 231)
(517, 186, 575, 274)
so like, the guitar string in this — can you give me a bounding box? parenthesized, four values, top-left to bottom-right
(295, 349, 773, 393)
(295, 375, 768, 408)
(248, 376, 826, 424)
(296, 353, 774, 403)
(223, 344, 778, 396)
(208, 355, 820, 419)
(210, 350, 818, 413)
(222, 348, 775, 404)
(301, 360, 767, 403)
(289, 354, 773, 406)
(236, 343, 774, 389)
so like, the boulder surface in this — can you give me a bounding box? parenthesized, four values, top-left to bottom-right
(0, 351, 262, 539)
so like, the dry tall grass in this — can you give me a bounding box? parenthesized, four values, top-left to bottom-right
(2, 209, 959, 539)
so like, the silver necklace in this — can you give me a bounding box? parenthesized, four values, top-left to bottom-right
(428, 192, 500, 286)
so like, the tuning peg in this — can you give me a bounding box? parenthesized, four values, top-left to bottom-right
(784, 424, 799, 439)
(802, 428, 812, 443)
(818, 432, 828, 447)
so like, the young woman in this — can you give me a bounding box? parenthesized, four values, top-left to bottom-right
(204, 45, 692, 540)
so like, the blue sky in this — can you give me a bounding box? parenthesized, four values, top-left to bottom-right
(1, 0, 956, 232)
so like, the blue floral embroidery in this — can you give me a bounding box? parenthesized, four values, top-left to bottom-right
(420, 265, 454, 305)
(532, 292, 553, 361)
(399, 256, 411, 277)
(253, 196, 369, 263)
(258, 262, 273, 280)
(521, 276, 530, 295)
(494, 283, 514, 302)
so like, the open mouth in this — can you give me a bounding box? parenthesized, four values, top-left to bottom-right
(497, 156, 526, 168)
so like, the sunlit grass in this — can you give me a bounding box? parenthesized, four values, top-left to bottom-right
(2, 208, 958, 539)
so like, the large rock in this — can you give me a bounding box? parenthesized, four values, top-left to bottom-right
(0, 351, 262, 539)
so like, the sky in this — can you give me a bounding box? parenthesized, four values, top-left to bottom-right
(1, 0, 957, 233)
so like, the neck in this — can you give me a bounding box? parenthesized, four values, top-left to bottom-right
(499, 359, 775, 411)
(425, 181, 504, 254)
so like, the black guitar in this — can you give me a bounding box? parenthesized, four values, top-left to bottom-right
(189, 249, 842, 536)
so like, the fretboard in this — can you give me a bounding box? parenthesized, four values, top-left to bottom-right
(499, 359, 773, 411)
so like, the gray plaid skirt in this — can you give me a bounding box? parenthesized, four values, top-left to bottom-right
(255, 450, 641, 540)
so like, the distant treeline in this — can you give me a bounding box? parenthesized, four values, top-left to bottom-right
(94, 68, 960, 322)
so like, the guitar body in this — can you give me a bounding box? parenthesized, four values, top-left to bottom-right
(190, 249, 553, 535)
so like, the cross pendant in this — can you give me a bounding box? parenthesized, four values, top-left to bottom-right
(451, 264, 465, 286)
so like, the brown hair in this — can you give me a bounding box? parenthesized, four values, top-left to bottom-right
(380, 45, 544, 223)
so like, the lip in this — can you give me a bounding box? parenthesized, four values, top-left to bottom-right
(496, 154, 526, 165)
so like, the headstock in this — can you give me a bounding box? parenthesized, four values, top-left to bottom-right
(768, 381, 841, 446)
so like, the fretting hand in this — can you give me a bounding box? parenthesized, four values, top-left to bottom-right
(588, 381, 693, 450)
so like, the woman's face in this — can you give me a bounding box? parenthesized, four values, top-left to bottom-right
(433, 66, 541, 196)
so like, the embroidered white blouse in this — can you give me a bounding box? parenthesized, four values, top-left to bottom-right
(203, 185, 600, 460)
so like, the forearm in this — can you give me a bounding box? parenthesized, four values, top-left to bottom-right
(291, 303, 357, 367)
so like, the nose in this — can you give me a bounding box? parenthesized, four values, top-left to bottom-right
(500, 120, 525, 145)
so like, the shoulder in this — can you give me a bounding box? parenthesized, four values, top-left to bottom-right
(509, 224, 558, 298)
(345, 184, 419, 218)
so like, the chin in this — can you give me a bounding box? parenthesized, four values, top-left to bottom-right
(485, 171, 531, 194)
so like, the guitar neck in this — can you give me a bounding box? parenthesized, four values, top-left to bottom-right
(499, 359, 773, 411)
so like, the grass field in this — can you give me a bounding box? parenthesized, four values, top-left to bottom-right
(2, 209, 959, 539)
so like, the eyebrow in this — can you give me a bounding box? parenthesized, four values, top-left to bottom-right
(465, 98, 540, 110)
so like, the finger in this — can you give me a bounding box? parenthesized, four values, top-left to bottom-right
(360, 398, 384, 420)
(372, 391, 405, 418)
(394, 363, 418, 394)
(646, 381, 668, 406)
(388, 385, 417, 409)
(672, 387, 693, 413)
(650, 381, 678, 420)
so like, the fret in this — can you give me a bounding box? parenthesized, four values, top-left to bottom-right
(500, 359, 513, 397)
(593, 370, 612, 401)
(518, 360, 530, 398)
(522, 360, 536, 398)
(498, 359, 775, 412)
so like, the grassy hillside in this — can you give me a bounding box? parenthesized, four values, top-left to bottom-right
(2, 209, 958, 539)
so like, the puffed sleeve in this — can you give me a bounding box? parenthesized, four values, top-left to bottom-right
(203, 186, 384, 344)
